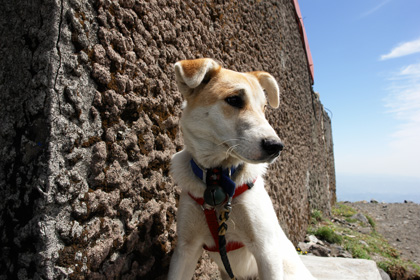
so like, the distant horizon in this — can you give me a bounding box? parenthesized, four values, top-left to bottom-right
(337, 192, 420, 204)
(336, 173, 420, 204)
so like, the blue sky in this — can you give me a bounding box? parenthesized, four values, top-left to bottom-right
(298, 0, 420, 202)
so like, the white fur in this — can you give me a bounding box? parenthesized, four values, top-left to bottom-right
(168, 59, 316, 280)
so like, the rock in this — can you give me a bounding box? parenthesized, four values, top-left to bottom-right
(358, 227, 372, 234)
(333, 218, 352, 226)
(330, 244, 353, 258)
(317, 240, 325, 246)
(306, 234, 319, 244)
(359, 240, 369, 247)
(371, 199, 379, 204)
(352, 213, 369, 225)
(301, 255, 383, 280)
(378, 268, 391, 280)
(311, 244, 331, 257)
(337, 250, 353, 258)
(298, 242, 312, 254)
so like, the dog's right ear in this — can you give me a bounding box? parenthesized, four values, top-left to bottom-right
(174, 58, 221, 97)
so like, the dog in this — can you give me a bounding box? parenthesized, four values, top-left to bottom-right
(168, 58, 316, 280)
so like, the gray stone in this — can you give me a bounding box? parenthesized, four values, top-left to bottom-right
(331, 244, 353, 258)
(311, 244, 331, 257)
(359, 240, 369, 247)
(298, 242, 312, 254)
(378, 268, 391, 280)
(306, 234, 320, 244)
(352, 213, 369, 225)
(301, 255, 382, 280)
(337, 251, 353, 258)
(358, 227, 372, 234)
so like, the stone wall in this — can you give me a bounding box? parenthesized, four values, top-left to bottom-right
(0, 0, 335, 279)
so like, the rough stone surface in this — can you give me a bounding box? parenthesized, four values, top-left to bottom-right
(0, 0, 335, 279)
(301, 255, 383, 280)
(0, 1, 61, 279)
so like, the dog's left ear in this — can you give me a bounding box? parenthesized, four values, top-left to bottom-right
(174, 58, 221, 97)
(252, 72, 280, 109)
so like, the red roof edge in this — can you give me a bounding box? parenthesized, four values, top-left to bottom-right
(292, 0, 314, 85)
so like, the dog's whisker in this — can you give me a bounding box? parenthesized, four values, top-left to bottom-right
(218, 139, 239, 146)
(230, 144, 239, 153)
(227, 144, 238, 152)
(226, 144, 240, 156)
(230, 219, 236, 230)
(218, 137, 249, 147)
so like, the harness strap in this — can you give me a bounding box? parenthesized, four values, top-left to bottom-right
(218, 209, 235, 279)
(188, 181, 255, 252)
(202, 208, 222, 251)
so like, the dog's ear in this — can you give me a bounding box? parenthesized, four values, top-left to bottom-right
(174, 58, 221, 96)
(252, 72, 280, 109)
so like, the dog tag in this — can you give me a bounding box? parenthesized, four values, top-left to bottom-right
(204, 185, 227, 206)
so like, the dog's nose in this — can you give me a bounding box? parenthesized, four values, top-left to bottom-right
(261, 139, 284, 156)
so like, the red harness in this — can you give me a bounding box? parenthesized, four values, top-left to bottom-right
(188, 181, 254, 252)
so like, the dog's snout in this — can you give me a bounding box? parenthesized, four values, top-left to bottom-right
(261, 139, 284, 156)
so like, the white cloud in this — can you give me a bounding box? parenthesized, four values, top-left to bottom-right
(360, 0, 391, 18)
(380, 38, 420, 60)
(383, 62, 420, 176)
(399, 63, 420, 76)
(385, 62, 420, 115)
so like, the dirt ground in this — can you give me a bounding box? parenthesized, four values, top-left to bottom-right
(347, 201, 420, 265)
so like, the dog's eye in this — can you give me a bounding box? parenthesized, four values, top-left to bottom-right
(225, 96, 244, 108)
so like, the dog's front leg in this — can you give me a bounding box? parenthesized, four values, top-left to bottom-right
(237, 188, 290, 280)
(167, 238, 203, 280)
(250, 245, 285, 280)
(168, 193, 206, 280)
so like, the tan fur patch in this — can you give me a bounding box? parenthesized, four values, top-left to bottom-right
(179, 58, 221, 78)
(185, 68, 267, 120)
(249, 71, 269, 80)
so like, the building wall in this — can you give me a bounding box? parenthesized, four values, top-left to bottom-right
(0, 0, 335, 279)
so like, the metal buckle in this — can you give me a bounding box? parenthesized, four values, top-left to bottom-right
(204, 185, 228, 207)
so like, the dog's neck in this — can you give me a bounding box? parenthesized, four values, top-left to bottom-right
(171, 148, 267, 198)
(185, 144, 243, 171)
(190, 157, 240, 181)
(181, 136, 241, 169)
(183, 142, 265, 186)
(173, 129, 267, 197)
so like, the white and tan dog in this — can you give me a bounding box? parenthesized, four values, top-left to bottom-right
(168, 58, 316, 280)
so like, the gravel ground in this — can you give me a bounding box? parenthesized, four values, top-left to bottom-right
(347, 201, 420, 265)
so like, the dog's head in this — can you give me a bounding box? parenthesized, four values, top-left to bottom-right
(175, 58, 283, 167)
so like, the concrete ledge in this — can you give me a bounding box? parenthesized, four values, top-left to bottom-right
(300, 255, 382, 280)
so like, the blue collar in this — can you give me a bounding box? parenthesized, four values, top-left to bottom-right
(190, 159, 238, 198)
